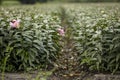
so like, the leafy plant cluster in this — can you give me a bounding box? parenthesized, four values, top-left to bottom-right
(0, 7, 61, 72)
(0, 4, 120, 74)
(67, 6, 120, 73)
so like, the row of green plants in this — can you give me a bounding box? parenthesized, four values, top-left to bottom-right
(0, 4, 120, 74)
(66, 6, 120, 73)
(0, 7, 62, 72)
(52, 6, 120, 74)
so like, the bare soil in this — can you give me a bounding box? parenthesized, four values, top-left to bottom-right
(0, 71, 120, 80)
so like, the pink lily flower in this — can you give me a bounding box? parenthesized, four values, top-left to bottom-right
(10, 19, 20, 28)
(57, 28, 65, 36)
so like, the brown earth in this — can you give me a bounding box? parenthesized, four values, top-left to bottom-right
(0, 71, 120, 80)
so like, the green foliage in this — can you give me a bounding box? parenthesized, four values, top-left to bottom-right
(65, 0, 120, 2)
(0, 7, 61, 72)
(0, 3, 120, 74)
(0, 0, 2, 5)
(68, 6, 120, 73)
(38, 0, 48, 3)
(19, 0, 36, 4)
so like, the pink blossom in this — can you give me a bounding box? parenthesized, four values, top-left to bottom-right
(10, 19, 20, 28)
(57, 28, 65, 36)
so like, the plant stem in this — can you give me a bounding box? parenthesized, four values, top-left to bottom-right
(2, 55, 9, 80)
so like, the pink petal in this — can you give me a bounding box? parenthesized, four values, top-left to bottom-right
(10, 19, 20, 28)
(57, 28, 65, 36)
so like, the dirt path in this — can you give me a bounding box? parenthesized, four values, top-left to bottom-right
(0, 72, 120, 80)
(0, 71, 52, 80)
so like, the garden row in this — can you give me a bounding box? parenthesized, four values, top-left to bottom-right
(0, 4, 120, 74)
(0, 6, 62, 72)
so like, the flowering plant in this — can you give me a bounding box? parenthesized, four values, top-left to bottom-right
(57, 28, 65, 36)
(10, 19, 20, 28)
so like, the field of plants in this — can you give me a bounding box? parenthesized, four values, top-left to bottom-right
(0, 3, 120, 80)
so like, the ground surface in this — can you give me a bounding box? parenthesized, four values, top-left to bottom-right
(1, 71, 120, 80)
